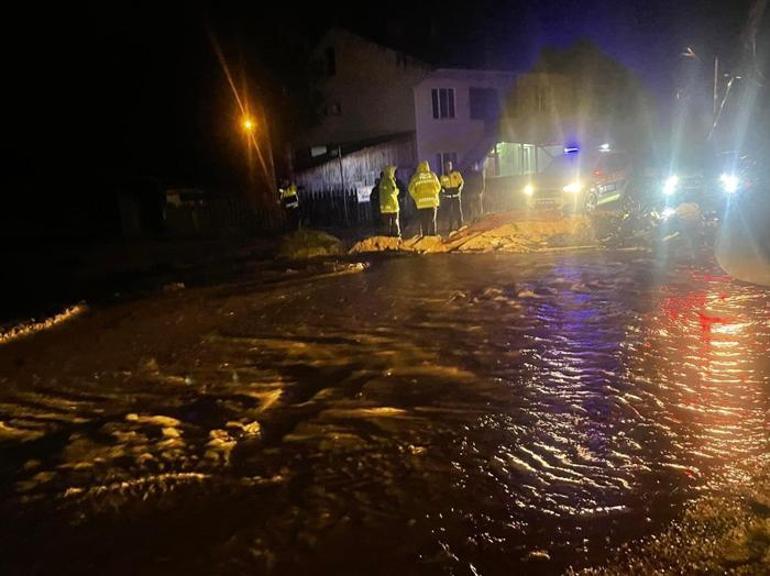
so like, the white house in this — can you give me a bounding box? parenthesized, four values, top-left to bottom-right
(413, 68, 516, 171)
(296, 29, 568, 193)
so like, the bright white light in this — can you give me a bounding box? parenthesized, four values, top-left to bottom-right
(663, 175, 679, 196)
(600, 143, 611, 152)
(661, 207, 676, 220)
(562, 181, 583, 193)
(523, 184, 534, 196)
(720, 173, 740, 194)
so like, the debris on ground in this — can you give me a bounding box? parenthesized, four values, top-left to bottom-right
(0, 303, 88, 346)
(277, 230, 344, 260)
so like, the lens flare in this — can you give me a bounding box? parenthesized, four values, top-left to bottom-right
(719, 173, 739, 194)
(523, 184, 534, 196)
(663, 175, 679, 196)
(563, 181, 583, 194)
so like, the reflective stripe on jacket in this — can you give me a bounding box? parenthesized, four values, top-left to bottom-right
(408, 161, 441, 209)
(279, 184, 299, 208)
(440, 171, 464, 198)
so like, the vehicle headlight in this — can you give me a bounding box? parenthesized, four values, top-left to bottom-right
(719, 173, 740, 194)
(663, 175, 679, 196)
(523, 184, 534, 196)
(562, 181, 582, 194)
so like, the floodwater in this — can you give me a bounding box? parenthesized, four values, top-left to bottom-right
(0, 252, 768, 575)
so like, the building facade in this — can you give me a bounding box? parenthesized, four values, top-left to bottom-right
(296, 30, 581, 193)
(413, 68, 517, 171)
(302, 28, 431, 149)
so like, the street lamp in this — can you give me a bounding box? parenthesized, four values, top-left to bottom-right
(242, 117, 255, 132)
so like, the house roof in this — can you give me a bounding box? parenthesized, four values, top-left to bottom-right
(296, 131, 415, 171)
(318, 27, 430, 70)
(414, 67, 518, 87)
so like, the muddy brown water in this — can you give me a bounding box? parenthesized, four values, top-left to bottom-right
(0, 252, 768, 575)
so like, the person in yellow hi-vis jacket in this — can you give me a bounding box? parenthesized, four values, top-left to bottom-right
(378, 165, 401, 237)
(278, 180, 300, 231)
(440, 160, 464, 233)
(408, 161, 441, 236)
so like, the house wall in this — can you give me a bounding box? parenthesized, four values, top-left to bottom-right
(413, 69, 516, 172)
(303, 29, 430, 148)
(295, 136, 416, 197)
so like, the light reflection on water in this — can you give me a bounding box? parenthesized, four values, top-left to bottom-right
(0, 252, 768, 575)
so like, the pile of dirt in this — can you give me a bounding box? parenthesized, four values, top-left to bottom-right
(277, 230, 344, 260)
(349, 214, 595, 256)
(349, 235, 447, 255)
(348, 236, 403, 254)
(404, 235, 446, 253)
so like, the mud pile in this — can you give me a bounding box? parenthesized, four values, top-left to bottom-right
(350, 213, 595, 255)
(348, 234, 445, 255)
(277, 230, 344, 260)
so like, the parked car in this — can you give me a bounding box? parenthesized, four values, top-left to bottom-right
(582, 148, 636, 214)
(521, 145, 634, 214)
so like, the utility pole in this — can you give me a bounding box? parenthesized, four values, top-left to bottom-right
(337, 145, 349, 225)
(713, 56, 719, 121)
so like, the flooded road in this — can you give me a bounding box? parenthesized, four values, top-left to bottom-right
(0, 252, 769, 575)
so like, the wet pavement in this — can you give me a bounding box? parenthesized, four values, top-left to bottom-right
(0, 251, 768, 575)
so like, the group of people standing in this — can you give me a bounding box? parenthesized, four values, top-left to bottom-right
(373, 159, 485, 238)
(278, 159, 485, 235)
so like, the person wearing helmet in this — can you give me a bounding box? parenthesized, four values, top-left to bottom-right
(378, 165, 401, 237)
(440, 160, 464, 232)
(408, 161, 441, 236)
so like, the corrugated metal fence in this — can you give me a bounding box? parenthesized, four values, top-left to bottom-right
(298, 189, 374, 228)
(294, 180, 526, 231)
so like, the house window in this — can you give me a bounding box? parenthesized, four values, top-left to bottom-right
(469, 87, 499, 120)
(431, 88, 455, 119)
(325, 47, 336, 76)
(435, 152, 458, 172)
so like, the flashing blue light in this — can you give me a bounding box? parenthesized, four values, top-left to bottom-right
(564, 146, 580, 154)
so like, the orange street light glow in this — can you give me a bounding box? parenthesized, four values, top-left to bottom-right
(242, 118, 255, 131)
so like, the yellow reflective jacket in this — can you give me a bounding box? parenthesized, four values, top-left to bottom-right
(378, 166, 400, 214)
(440, 170, 464, 198)
(408, 161, 441, 209)
(279, 184, 299, 208)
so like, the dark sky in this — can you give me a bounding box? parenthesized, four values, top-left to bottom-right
(2, 0, 765, 193)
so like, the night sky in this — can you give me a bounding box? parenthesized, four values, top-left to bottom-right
(2, 0, 765, 229)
